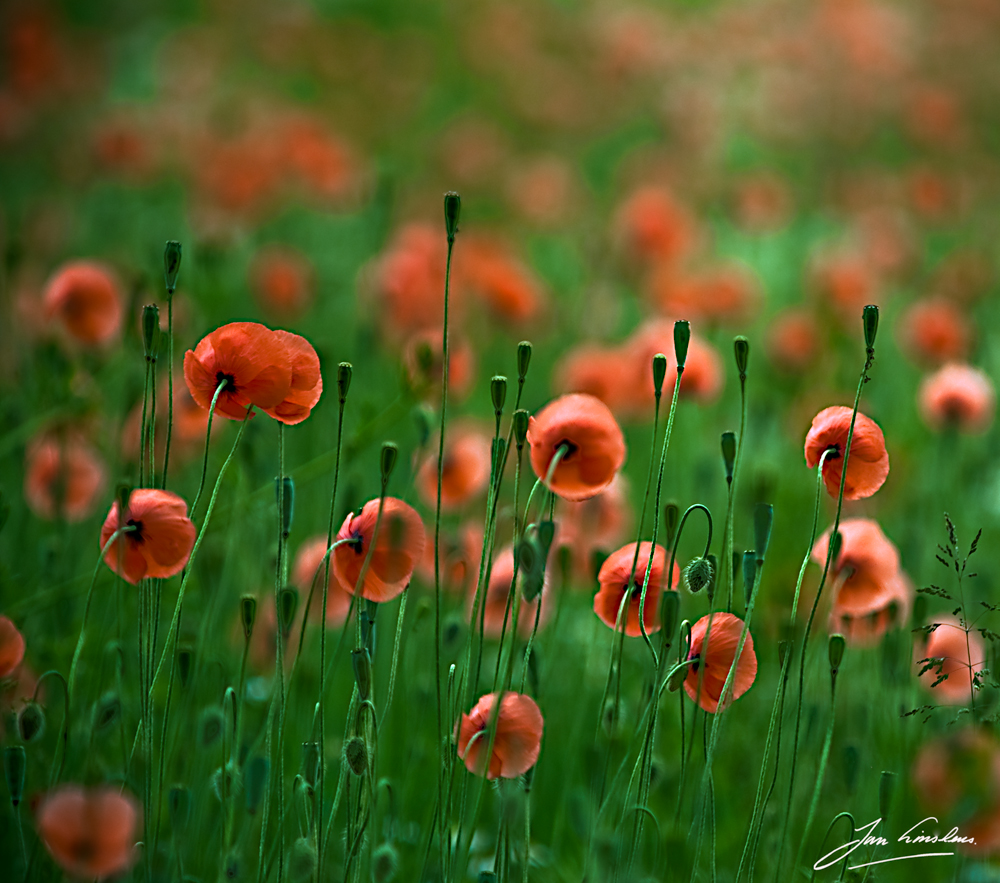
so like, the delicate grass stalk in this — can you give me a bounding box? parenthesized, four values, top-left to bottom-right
(379, 586, 408, 730)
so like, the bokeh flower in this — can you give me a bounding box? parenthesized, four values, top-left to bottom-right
(915, 617, 986, 706)
(100, 489, 196, 584)
(457, 692, 543, 779)
(416, 425, 492, 510)
(804, 406, 889, 500)
(684, 612, 757, 713)
(0, 615, 26, 678)
(24, 433, 106, 522)
(43, 261, 122, 346)
(594, 541, 677, 637)
(473, 545, 547, 638)
(918, 364, 995, 434)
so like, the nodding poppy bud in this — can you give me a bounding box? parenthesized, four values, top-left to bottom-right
(879, 770, 896, 824)
(142, 304, 160, 361)
(245, 756, 269, 815)
(372, 842, 400, 883)
(4, 746, 25, 806)
(168, 785, 191, 835)
(734, 336, 750, 379)
(829, 634, 846, 687)
(200, 708, 225, 746)
(240, 595, 257, 640)
(754, 503, 773, 564)
(163, 240, 182, 294)
(664, 502, 680, 549)
(94, 692, 121, 730)
(211, 761, 242, 802)
(666, 662, 688, 692)
(517, 340, 532, 383)
(652, 353, 668, 398)
(278, 588, 299, 637)
(301, 741, 321, 789)
(679, 619, 692, 657)
(444, 192, 461, 244)
(705, 553, 719, 599)
(491, 376, 507, 415)
(535, 520, 556, 558)
(659, 589, 680, 641)
(685, 556, 714, 594)
(674, 320, 690, 371)
(517, 536, 545, 601)
(337, 362, 353, 403)
(352, 648, 372, 701)
(345, 736, 367, 776)
(17, 702, 45, 742)
(178, 645, 194, 688)
(512, 409, 529, 449)
(380, 442, 398, 486)
(288, 837, 318, 882)
(721, 432, 737, 485)
(742, 551, 757, 606)
(863, 304, 879, 353)
(276, 476, 294, 538)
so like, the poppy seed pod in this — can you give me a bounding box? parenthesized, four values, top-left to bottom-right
(345, 736, 368, 776)
(734, 336, 750, 379)
(512, 409, 529, 448)
(163, 240, 182, 294)
(829, 634, 846, 673)
(142, 304, 160, 361)
(674, 320, 691, 370)
(4, 746, 25, 805)
(517, 341, 532, 382)
(337, 362, 352, 403)
(240, 595, 257, 640)
(372, 843, 400, 883)
(278, 588, 299, 636)
(17, 701, 45, 742)
(444, 191, 461, 243)
(863, 304, 879, 352)
(721, 432, 737, 485)
(491, 376, 507, 415)
(652, 353, 667, 397)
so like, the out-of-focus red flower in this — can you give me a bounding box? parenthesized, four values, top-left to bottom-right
(24, 433, 106, 522)
(906, 85, 965, 149)
(918, 364, 995, 435)
(908, 167, 959, 220)
(593, 542, 677, 637)
(614, 185, 697, 266)
(684, 612, 757, 713)
(333, 498, 425, 603)
(733, 172, 792, 232)
(506, 156, 575, 226)
(0, 616, 25, 678)
(811, 251, 880, 327)
(43, 262, 122, 347)
(553, 344, 636, 417)
(195, 133, 282, 215)
(473, 545, 547, 639)
(804, 406, 889, 500)
(100, 489, 196, 585)
(121, 373, 218, 465)
(458, 237, 543, 324)
(628, 320, 723, 405)
(5, 8, 64, 97)
(457, 692, 543, 779)
(37, 786, 140, 878)
(402, 328, 475, 401)
(916, 617, 986, 706)
(292, 537, 353, 628)
(898, 298, 971, 365)
(649, 263, 759, 325)
(558, 475, 632, 583)
(416, 425, 492, 511)
(279, 117, 353, 200)
(767, 308, 821, 373)
(527, 394, 626, 502)
(249, 246, 314, 320)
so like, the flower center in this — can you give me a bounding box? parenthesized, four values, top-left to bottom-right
(553, 438, 579, 461)
(688, 652, 701, 673)
(126, 518, 144, 543)
(825, 443, 841, 461)
(350, 530, 365, 555)
(216, 371, 238, 394)
(626, 580, 643, 600)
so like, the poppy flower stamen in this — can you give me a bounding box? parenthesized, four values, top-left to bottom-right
(553, 439, 579, 461)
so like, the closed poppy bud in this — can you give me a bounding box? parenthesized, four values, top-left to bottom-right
(734, 336, 750, 378)
(278, 588, 299, 637)
(667, 661, 688, 692)
(659, 589, 680, 642)
(301, 742, 321, 789)
(754, 503, 773, 564)
(337, 362, 352, 402)
(381, 442, 398, 485)
(345, 736, 367, 775)
(674, 320, 691, 370)
(178, 646, 194, 688)
(743, 551, 757, 606)
(168, 785, 190, 834)
(4, 745, 25, 805)
(491, 375, 507, 415)
(829, 634, 846, 673)
(94, 692, 121, 730)
(164, 240, 182, 294)
(879, 770, 895, 823)
(517, 340, 532, 382)
(517, 536, 544, 601)
(664, 502, 680, 548)
(246, 756, 269, 815)
(652, 353, 667, 397)
(513, 409, 529, 448)
(17, 701, 45, 742)
(276, 476, 294, 538)
(240, 595, 257, 640)
(721, 432, 737, 485)
(705, 554, 719, 599)
(863, 304, 879, 352)
(372, 843, 399, 883)
(142, 304, 160, 361)
(352, 648, 372, 700)
(444, 191, 461, 243)
(685, 556, 714, 594)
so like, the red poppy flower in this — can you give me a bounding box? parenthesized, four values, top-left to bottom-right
(804, 406, 889, 500)
(898, 298, 971, 366)
(99, 489, 197, 585)
(918, 364, 995, 434)
(259, 330, 322, 425)
(292, 536, 352, 627)
(333, 498, 425, 603)
(183, 322, 293, 421)
(594, 541, 678, 637)
(24, 433, 106, 522)
(628, 320, 724, 405)
(43, 261, 123, 346)
(684, 612, 757, 713)
(36, 786, 141, 878)
(0, 615, 25, 678)
(415, 425, 492, 510)
(648, 262, 759, 325)
(527, 394, 626, 502)
(767, 308, 821, 373)
(402, 328, 476, 401)
(811, 252, 880, 327)
(916, 617, 987, 706)
(249, 245, 314, 320)
(554, 344, 639, 417)
(614, 186, 697, 266)
(456, 692, 543, 779)
(473, 545, 548, 638)
(459, 236, 543, 324)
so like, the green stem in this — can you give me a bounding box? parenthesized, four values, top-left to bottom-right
(162, 298, 174, 488)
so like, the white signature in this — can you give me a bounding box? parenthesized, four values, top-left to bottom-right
(813, 817, 976, 870)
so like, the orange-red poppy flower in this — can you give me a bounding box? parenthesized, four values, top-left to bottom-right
(183, 322, 293, 421)
(24, 433, 106, 522)
(333, 498, 425, 603)
(625, 319, 723, 406)
(415, 522, 480, 595)
(811, 252, 880, 327)
(614, 186, 697, 266)
(767, 308, 821, 373)
(594, 541, 678, 637)
(456, 692, 543, 779)
(918, 364, 995, 435)
(249, 245, 314, 320)
(458, 237, 543, 324)
(416, 426, 492, 510)
(99, 489, 197, 585)
(36, 786, 140, 878)
(827, 578, 910, 646)
(684, 612, 757, 714)
(259, 330, 322, 425)
(898, 298, 971, 366)
(292, 537, 353, 627)
(553, 343, 638, 417)
(473, 545, 548, 638)
(402, 328, 475, 401)
(43, 261, 123, 346)
(0, 615, 25, 678)
(648, 262, 759, 325)
(915, 617, 987, 706)
(527, 394, 626, 502)
(804, 406, 889, 500)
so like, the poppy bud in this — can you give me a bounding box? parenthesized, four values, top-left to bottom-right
(168, 784, 190, 836)
(178, 645, 194, 688)
(444, 191, 461, 244)
(337, 362, 353, 403)
(142, 304, 160, 361)
(512, 409, 529, 449)
(517, 340, 532, 383)
(412, 404, 434, 448)
(863, 304, 879, 353)
(200, 708, 225, 746)
(535, 520, 556, 558)
(240, 595, 257, 640)
(4, 746, 25, 806)
(742, 551, 757, 607)
(679, 619, 692, 658)
(301, 741, 321, 789)
(491, 375, 507, 415)
(879, 770, 896, 825)
(517, 536, 544, 601)
(652, 353, 667, 398)
(705, 553, 719, 600)
(17, 701, 45, 742)
(94, 691, 121, 730)
(163, 240, 182, 294)
(352, 648, 372, 701)
(278, 588, 299, 637)
(734, 336, 750, 379)
(246, 756, 269, 815)
(674, 320, 690, 371)
(373, 842, 400, 883)
(721, 432, 737, 486)
(664, 502, 680, 549)
(275, 476, 294, 538)
(288, 837, 318, 882)
(211, 761, 242, 802)
(685, 557, 714, 594)
(659, 589, 680, 643)
(828, 634, 846, 675)
(666, 662, 688, 693)
(345, 735, 368, 776)
(754, 503, 773, 564)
